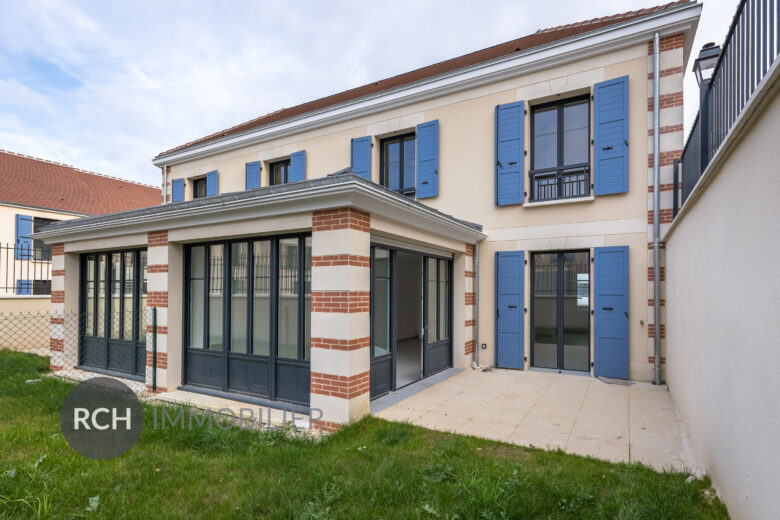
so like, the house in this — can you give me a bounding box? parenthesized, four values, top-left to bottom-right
(36, 1, 701, 431)
(0, 150, 161, 314)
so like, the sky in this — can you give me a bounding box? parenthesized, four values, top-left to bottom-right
(0, 0, 736, 187)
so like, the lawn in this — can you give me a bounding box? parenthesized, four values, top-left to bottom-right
(0, 350, 728, 519)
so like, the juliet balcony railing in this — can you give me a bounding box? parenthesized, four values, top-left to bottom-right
(0, 243, 53, 296)
(675, 0, 779, 216)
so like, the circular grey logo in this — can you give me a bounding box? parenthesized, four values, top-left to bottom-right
(60, 377, 143, 460)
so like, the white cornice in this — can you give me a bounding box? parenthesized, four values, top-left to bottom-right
(34, 179, 486, 245)
(153, 3, 701, 167)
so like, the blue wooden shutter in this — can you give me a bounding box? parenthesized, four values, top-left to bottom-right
(416, 120, 439, 199)
(206, 170, 219, 197)
(16, 280, 32, 295)
(171, 178, 184, 202)
(15, 215, 33, 260)
(495, 251, 524, 369)
(495, 101, 525, 205)
(245, 161, 260, 190)
(594, 246, 630, 379)
(289, 151, 306, 182)
(594, 75, 629, 195)
(350, 137, 372, 180)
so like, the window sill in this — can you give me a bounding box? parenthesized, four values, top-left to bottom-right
(524, 195, 594, 208)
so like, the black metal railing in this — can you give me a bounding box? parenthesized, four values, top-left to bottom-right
(0, 243, 53, 295)
(530, 164, 590, 202)
(677, 0, 779, 214)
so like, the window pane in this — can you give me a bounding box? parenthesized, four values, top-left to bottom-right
(85, 256, 95, 336)
(384, 140, 401, 191)
(563, 252, 590, 371)
(97, 255, 106, 337)
(189, 246, 205, 349)
(123, 252, 134, 340)
(272, 162, 289, 185)
(304, 236, 311, 360)
(533, 253, 558, 369)
(110, 253, 121, 339)
(533, 107, 558, 169)
(373, 249, 390, 357)
(563, 102, 589, 165)
(402, 137, 415, 190)
(230, 243, 248, 353)
(439, 259, 449, 340)
(208, 244, 224, 350)
(278, 238, 299, 359)
(252, 241, 271, 356)
(139, 250, 147, 337)
(427, 257, 438, 343)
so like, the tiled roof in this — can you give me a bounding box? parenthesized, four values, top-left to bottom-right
(0, 150, 160, 215)
(156, 1, 692, 159)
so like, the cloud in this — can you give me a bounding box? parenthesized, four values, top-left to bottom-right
(0, 0, 735, 186)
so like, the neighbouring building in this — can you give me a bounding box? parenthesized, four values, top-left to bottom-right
(0, 150, 161, 314)
(36, 1, 701, 432)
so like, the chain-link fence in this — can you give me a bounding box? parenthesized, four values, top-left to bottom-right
(0, 308, 159, 393)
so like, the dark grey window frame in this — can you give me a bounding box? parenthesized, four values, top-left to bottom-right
(32, 217, 57, 261)
(269, 159, 292, 186)
(529, 250, 591, 372)
(379, 133, 416, 197)
(192, 177, 207, 199)
(530, 95, 591, 202)
(183, 233, 311, 403)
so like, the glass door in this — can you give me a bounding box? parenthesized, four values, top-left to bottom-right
(531, 251, 590, 372)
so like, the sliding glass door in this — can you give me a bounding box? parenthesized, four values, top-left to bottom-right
(184, 235, 311, 405)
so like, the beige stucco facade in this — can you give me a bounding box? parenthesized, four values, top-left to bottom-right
(159, 37, 687, 381)
(664, 69, 780, 520)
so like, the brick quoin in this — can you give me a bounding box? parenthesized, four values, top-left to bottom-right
(310, 371, 370, 399)
(465, 244, 475, 257)
(647, 298, 667, 306)
(648, 324, 666, 339)
(146, 325, 168, 334)
(148, 230, 168, 246)
(465, 270, 476, 278)
(648, 209, 674, 224)
(465, 340, 475, 356)
(147, 291, 168, 308)
(647, 33, 683, 54)
(648, 183, 682, 192)
(311, 255, 370, 268)
(145, 385, 167, 394)
(312, 208, 370, 232)
(51, 291, 65, 304)
(50, 316, 64, 325)
(646, 66, 684, 79)
(50, 364, 63, 372)
(311, 291, 370, 313)
(146, 351, 168, 368)
(647, 242, 666, 250)
(648, 266, 666, 281)
(51, 269, 65, 277)
(647, 93, 684, 111)
(465, 292, 476, 305)
(647, 124, 684, 136)
(49, 338, 64, 352)
(310, 337, 370, 351)
(51, 243, 64, 256)
(313, 420, 342, 433)
(648, 356, 667, 364)
(147, 264, 169, 273)
(465, 319, 475, 327)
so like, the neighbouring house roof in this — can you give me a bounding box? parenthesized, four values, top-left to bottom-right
(154, 1, 693, 161)
(0, 150, 161, 215)
(35, 170, 485, 244)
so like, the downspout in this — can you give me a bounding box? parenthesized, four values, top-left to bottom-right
(652, 32, 662, 386)
(472, 241, 480, 367)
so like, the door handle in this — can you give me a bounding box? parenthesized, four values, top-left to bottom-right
(602, 306, 613, 311)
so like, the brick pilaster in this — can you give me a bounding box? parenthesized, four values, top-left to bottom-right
(145, 231, 169, 393)
(49, 243, 65, 372)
